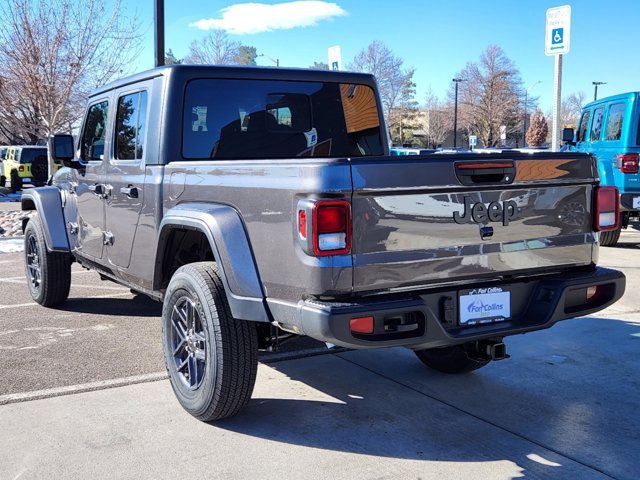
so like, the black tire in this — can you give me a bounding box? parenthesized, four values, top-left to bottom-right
(162, 262, 258, 422)
(10, 169, 21, 193)
(24, 214, 71, 307)
(415, 344, 490, 374)
(0, 175, 5, 187)
(599, 227, 621, 247)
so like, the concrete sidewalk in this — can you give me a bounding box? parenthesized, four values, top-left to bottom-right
(2, 330, 637, 480)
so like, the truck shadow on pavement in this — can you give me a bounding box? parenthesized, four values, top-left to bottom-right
(214, 317, 639, 480)
(58, 295, 162, 318)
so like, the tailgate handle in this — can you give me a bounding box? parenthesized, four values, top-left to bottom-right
(455, 162, 515, 186)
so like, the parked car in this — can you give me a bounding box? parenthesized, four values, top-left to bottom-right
(1, 146, 57, 193)
(24, 65, 624, 422)
(565, 92, 640, 246)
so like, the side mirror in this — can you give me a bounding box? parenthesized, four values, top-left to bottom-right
(562, 127, 575, 144)
(49, 134, 83, 169)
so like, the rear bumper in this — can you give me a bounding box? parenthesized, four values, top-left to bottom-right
(270, 267, 625, 350)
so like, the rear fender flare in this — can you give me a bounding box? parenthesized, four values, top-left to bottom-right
(155, 203, 269, 322)
(21, 187, 70, 252)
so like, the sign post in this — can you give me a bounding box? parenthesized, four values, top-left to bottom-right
(546, 5, 571, 152)
(469, 135, 477, 150)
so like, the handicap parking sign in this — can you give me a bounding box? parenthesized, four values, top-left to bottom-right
(552, 28, 563, 45)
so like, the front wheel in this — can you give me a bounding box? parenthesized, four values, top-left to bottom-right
(162, 262, 258, 422)
(414, 344, 490, 374)
(24, 215, 71, 306)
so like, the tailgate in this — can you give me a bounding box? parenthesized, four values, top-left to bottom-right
(350, 153, 597, 293)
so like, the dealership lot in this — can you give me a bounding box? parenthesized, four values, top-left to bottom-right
(1, 228, 639, 479)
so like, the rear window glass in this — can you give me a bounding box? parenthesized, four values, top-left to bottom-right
(577, 110, 590, 142)
(182, 79, 383, 159)
(590, 107, 604, 141)
(20, 149, 47, 163)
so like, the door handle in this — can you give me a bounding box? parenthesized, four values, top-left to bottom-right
(120, 185, 139, 198)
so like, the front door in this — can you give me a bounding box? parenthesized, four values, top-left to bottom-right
(75, 99, 110, 260)
(104, 88, 149, 269)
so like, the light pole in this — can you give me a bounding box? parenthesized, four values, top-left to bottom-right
(593, 81, 606, 101)
(523, 80, 542, 146)
(154, 0, 165, 67)
(258, 53, 279, 67)
(452, 78, 465, 148)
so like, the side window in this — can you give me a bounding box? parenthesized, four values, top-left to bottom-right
(590, 107, 604, 141)
(81, 101, 109, 161)
(115, 91, 148, 160)
(577, 110, 591, 142)
(605, 103, 625, 141)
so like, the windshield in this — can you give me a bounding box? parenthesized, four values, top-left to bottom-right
(182, 79, 384, 159)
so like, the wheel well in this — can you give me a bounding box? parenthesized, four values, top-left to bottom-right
(158, 228, 215, 290)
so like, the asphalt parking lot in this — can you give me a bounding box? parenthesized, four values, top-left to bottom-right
(1, 226, 639, 479)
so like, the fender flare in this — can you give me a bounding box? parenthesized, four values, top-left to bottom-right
(21, 187, 70, 252)
(155, 203, 269, 323)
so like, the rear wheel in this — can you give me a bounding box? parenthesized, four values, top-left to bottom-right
(599, 227, 621, 247)
(10, 169, 21, 193)
(0, 174, 5, 187)
(162, 262, 258, 422)
(414, 344, 490, 374)
(24, 215, 71, 306)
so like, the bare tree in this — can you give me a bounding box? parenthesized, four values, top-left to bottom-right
(526, 110, 548, 147)
(423, 88, 451, 148)
(0, 0, 142, 144)
(562, 91, 586, 128)
(347, 41, 415, 133)
(185, 30, 240, 65)
(453, 45, 523, 147)
(309, 61, 330, 70)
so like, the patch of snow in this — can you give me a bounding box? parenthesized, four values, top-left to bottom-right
(0, 238, 24, 254)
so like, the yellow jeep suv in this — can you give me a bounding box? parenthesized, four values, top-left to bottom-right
(1, 146, 55, 193)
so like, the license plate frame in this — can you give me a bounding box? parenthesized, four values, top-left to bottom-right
(458, 287, 511, 326)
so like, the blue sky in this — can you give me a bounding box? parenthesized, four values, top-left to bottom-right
(120, 0, 640, 111)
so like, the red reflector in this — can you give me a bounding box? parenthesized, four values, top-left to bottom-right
(350, 316, 374, 334)
(616, 153, 639, 174)
(317, 205, 347, 233)
(298, 210, 307, 239)
(586, 286, 598, 301)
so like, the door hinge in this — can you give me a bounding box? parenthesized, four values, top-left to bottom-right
(68, 222, 79, 235)
(102, 231, 114, 246)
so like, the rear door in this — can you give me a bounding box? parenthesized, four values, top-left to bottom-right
(350, 153, 596, 293)
(104, 84, 150, 269)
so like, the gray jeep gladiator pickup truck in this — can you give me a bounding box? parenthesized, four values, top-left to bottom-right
(22, 65, 625, 421)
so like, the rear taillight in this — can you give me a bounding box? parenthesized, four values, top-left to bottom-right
(19, 165, 24, 172)
(594, 186, 619, 231)
(297, 199, 351, 256)
(615, 153, 639, 174)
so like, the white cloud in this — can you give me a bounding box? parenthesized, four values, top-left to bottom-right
(190, 1, 347, 35)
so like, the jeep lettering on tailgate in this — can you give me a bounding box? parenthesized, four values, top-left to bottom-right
(453, 197, 519, 226)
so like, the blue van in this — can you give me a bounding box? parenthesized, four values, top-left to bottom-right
(569, 92, 640, 246)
